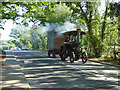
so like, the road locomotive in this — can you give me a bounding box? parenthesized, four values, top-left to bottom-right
(47, 29, 87, 63)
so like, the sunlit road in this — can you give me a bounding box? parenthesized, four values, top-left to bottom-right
(4, 50, 120, 89)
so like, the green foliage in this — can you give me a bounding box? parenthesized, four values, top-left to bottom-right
(2, 40, 15, 50)
(9, 25, 48, 51)
(2, 1, 120, 59)
(1, 2, 68, 26)
(30, 26, 48, 51)
(70, 2, 103, 57)
(109, 2, 120, 17)
(48, 3, 73, 24)
(19, 33, 32, 49)
(9, 28, 21, 39)
(82, 35, 87, 49)
(66, 1, 119, 59)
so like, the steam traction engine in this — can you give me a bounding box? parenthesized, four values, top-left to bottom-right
(47, 29, 87, 63)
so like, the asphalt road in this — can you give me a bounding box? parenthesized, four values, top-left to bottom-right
(4, 50, 120, 89)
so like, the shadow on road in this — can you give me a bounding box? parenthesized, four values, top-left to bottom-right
(2, 51, 119, 89)
(1, 51, 30, 88)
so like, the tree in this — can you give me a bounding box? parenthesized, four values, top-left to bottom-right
(9, 28, 21, 39)
(19, 33, 32, 49)
(104, 2, 120, 59)
(1, 2, 72, 27)
(66, 2, 103, 57)
(48, 3, 73, 24)
(9, 25, 30, 47)
(2, 39, 15, 50)
(109, 2, 120, 41)
(30, 26, 48, 51)
(2, 1, 119, 57)
(3, 2, 72, 51)
(101, 2, 109, 42)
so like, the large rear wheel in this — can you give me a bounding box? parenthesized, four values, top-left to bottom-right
(82, 52, 87, 63)
(70, 52, 75, 63)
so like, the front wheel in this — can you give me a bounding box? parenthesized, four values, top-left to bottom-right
(82, 52, 87, 63)
(60, 50, 66, 61)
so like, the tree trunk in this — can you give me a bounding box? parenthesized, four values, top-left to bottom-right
(101, 2, 109, 42)
(113, 40, 116, 60)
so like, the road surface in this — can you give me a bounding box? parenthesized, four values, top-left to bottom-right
(1, 50, 120, 89)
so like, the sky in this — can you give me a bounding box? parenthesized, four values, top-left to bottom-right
(1, 20, 15, 40)
(0, 0, 119, 40)
(1, 19, 33, 40)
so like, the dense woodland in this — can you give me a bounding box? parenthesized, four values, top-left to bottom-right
(1, 1, 120, 59)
